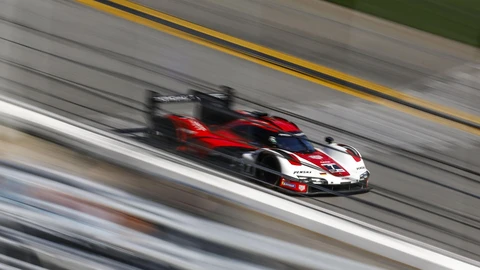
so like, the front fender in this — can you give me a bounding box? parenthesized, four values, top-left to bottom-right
(320, 142, 368, 179)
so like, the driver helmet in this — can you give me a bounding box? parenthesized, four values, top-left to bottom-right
(268, 136, 278, 147)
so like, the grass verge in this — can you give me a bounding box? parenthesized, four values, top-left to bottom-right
(324, 0, 480, 47)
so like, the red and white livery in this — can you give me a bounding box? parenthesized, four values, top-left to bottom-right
(116, 87, 371, 195)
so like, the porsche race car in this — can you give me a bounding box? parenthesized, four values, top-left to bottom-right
(116, 87, 371, 195)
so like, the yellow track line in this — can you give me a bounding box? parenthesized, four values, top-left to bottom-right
(77, 0, 480, 136)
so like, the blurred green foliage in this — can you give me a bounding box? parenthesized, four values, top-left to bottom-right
(324, 0, 480, 47)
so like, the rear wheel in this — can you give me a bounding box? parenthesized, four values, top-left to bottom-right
(149, 117, 178, 148)
(255, 155, 281, 187)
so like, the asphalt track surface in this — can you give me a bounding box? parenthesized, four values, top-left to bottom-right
(132, 0, 480, 119)
(1, 0, 480, 266)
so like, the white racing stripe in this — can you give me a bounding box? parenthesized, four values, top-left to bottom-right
(1, 96, 479, 270)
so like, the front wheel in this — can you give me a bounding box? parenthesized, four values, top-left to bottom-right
(255, 155, 281, 187)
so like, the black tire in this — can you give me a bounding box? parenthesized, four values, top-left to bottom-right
(255, 155, 281, 186)
(149, 117, 178, 148)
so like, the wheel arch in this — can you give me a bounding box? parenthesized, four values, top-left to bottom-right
(254, 149, 285, 175)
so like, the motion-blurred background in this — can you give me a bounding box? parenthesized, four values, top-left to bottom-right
(0, 0, 479, 269)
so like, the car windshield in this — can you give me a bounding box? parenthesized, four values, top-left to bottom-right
(275, 135, 315, 153)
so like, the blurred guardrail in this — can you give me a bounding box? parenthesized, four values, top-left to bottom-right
(0, 160, 379, 270)
(1, 95, 480, 270)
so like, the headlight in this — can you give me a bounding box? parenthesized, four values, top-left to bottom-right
(297, 176, 310, 183)
(296, 177, 327, 184)
(311, 178, 328, 184)
(360, 171, 370, 181)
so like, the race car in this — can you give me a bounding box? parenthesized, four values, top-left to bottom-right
(117, 86, 371, 195)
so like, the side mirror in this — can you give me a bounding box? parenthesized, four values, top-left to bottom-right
(325, 136, 334, 144)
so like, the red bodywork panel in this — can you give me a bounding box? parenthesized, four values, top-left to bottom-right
(167, 115, 256, 156)
(236, 111, 301, 133)
(166, 112, 303, 155)
(165, 112, 354, 177)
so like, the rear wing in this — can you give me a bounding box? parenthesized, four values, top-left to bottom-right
(146, 86, 241, 126)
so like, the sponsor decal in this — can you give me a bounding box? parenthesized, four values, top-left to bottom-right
(209, 93, 228, 99)
(278, 132, 305, 137)
(281, 180, 307, 192)
(278, 133, 305, 137)
(294, 171, 311, 174)
(280, 179, 296, 188)
(357, 166, 365, 170)
(319, 172, 327, 175)
(154, 94, 197, 103)
(308, 155, 323, 159)
(324, 164, 345, 173)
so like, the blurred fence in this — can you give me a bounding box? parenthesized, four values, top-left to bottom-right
(0, 160, 379, 270)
